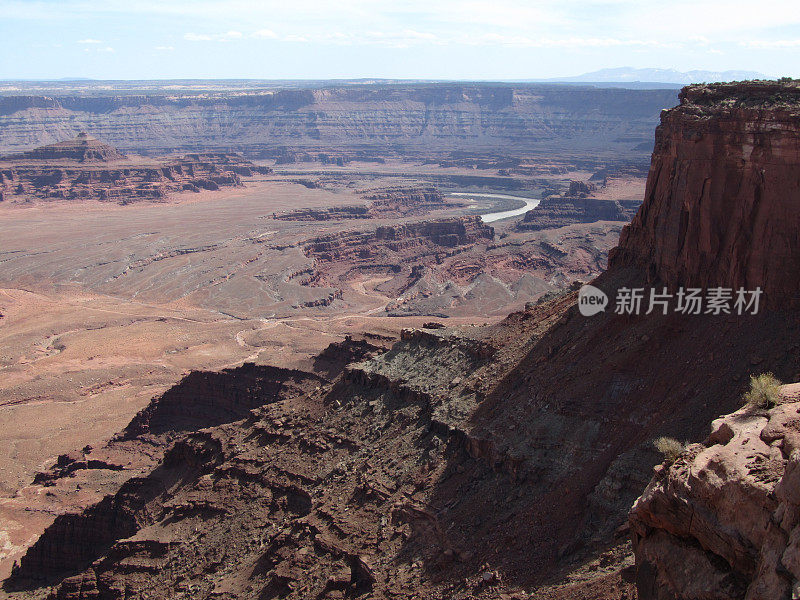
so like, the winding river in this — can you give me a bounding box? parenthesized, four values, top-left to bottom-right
(450, 192, 541, 223)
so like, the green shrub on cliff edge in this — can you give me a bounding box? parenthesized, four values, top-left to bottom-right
(654, 437, 684, 464)
(743, 373, 783, 409)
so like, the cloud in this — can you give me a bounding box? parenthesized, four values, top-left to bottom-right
(179, 27, 680, 50)
(184, 30, 243, 42)
(83, 45, 115, 53)
(10, 0, 800, 54)
(5, 0, 800, 79)
(454, 34, 678, 48)
(741, 39, 800, 48)
(252, 29, 277, 39)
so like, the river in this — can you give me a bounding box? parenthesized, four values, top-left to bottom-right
(450, 192, 541, 223)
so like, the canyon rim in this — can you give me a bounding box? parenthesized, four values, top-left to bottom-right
(2, 6, 800, 598)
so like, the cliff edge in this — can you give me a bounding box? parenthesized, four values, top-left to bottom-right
(630, 385, 800, 600)
(624, 80, 800, 600)
(610, 80, 800, 307)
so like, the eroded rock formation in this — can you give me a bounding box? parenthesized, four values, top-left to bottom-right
(519, 196, 640, 231)
(274, 206, 371, 221)
(616, 79, 800, 600)
(14, 277, 800, 599)
(364, 186, 450, 217)
(119, 364, 328, 439)
(4, 132, 126, 162)
(10, 81, 800, 600)
(630, 387, 800, 600)
(274, 186, 457, 221)
(610, 81, 800, 307)
(302, 216, 494, 261)
(0, 143, 271, 204)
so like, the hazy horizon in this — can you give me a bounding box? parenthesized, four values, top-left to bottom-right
(0, 68, 766, 85)
(1, 0, 798, 81)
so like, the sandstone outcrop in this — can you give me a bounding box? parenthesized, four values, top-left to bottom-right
(274, 206, 371, 221)
(274, 186, 456, 221)
(630, 387, 800, 600)
(302, 216, 494, 261)
(4, 132, 126, 162)
(567, 180, 598, 198)
(609, 80, 800, 308)
(608, 79, 800, 599)
(0, 144, 271, 204)
(6, 342, 389, 590)
(364, 186, 450, 217)
(518, 196, 640, 231)
(17, 275, 800, 599)
(291, 214, 620, 317)
(119, 364, 328, 439)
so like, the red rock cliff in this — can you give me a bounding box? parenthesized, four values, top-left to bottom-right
(609, 81, 800, 307)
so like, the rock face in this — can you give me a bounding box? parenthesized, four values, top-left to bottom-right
(364, 186, 449, 217)
(610, 81, 800, 308)
(7, 344, 386, 590)
(302, 216, 494, 261)
(4, 132, 126, 162)
(120, 364, 328, 439)
(518, 196, 640, 231)
(0, 147, 271, 203)
(14, 281, 800, 599)
(630, 388, 800, 600)
(0, 85, 676, 156)
(274, 205, 371, 221)
(567, 180, 598, 198)
(373, 217, 493, 248)
(618, 80, 800, 599)
(274, 186, 454, 221)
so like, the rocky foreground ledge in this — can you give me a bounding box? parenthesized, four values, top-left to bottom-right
(630, 383, 800, 600)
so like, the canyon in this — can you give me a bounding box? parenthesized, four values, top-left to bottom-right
(2, 78, 794, 599)
(0, 79, 650, 593)
(0, 83, 676, 158)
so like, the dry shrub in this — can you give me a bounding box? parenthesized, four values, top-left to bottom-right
(743, 373, 782, 409)
(654, 436, 684, 464)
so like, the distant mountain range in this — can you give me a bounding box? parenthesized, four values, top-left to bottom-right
(541, 67, 767, 85)
(0, 68, 771, 93)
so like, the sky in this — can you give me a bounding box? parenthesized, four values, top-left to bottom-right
(1, 0, 798, 80)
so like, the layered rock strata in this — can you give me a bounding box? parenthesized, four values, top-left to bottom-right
(274, 186, 453, 221)
(610, 81, 800, 307)
(0, 85, 676, 156)
(3, 132, 126, 162)
(518, 197, 640, 231)
(302, 216, 494, 261)
(0, 145, 271, 203)
(11, 81, 800, 600)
